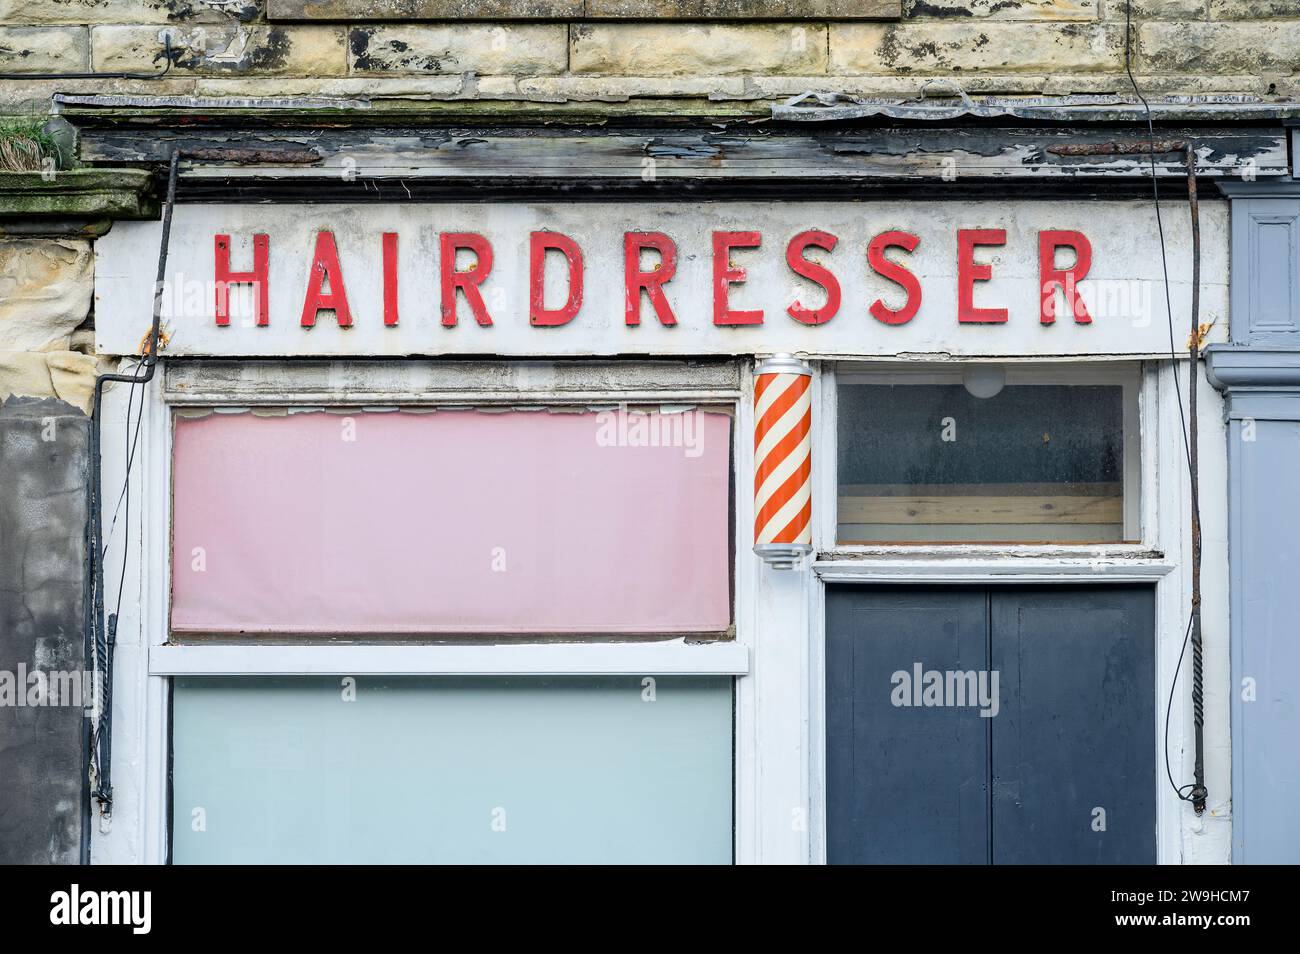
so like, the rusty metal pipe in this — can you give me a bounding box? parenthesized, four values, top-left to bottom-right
(1186, 146, 1207, 817)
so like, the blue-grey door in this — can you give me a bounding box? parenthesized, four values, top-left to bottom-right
(826, 584, 1156, 864)
(826, 586, 991, 864)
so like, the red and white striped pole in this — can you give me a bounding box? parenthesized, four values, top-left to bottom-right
(753, 354, 812, 569)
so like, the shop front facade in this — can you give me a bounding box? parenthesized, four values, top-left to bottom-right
(83, 155, 1238, 864)
(7, 5, 1300, 867)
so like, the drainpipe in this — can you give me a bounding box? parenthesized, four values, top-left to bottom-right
(1185, 149, 1208, 816)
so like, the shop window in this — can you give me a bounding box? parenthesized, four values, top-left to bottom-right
(171, 406, 732, 636)
(835, 364, 1140, 545)
(157, 362, 740, 864)
(171, 676, 733, 864)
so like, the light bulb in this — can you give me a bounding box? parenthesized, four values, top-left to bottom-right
(963, 364, 1005, 399)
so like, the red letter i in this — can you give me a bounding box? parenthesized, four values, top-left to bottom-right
(383, 232, 399, 326)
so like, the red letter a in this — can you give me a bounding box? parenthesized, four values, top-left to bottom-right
(300, 231, 352, 328)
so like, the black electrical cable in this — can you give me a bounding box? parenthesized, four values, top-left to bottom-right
(111, 371, 149, 645)
(1124, 2, 1195, 483)
(1125, 0, 1206, 811)
(90, 359, 147, 798)
(87, 149, 180, 815)
(1164, 616, 1198, 801)
(98, 359, 143, 562)
(91, 354, 141, 807)
(108, 366, 147, 590)
(89, 369, 150, 800)
(0, 37, 173, 81)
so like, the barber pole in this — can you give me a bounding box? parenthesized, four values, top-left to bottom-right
(753, 354, 813, 569)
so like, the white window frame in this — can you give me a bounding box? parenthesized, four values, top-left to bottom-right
(93, 359, 752, 865)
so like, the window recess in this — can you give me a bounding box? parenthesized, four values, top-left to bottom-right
(834, 363, 1141, 546)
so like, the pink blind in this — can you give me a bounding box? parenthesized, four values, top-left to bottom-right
(170, 408, 731, 635)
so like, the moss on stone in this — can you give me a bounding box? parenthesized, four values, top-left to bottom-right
(0, 168, 157, 218)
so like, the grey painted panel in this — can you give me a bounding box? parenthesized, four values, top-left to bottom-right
(825, 586, 990, 865)
(990, 586, 1157, 865)
(1230, 196, 1300, 346)
(1216, 186, 1300, 861)
(0, 397, 88, 864)
(1223, 390, 1300, 422)
(1231, 420, 1300, 863)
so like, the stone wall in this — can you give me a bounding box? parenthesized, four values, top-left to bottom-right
(0, 237, 101, 414)
(0, 1, 1296, 115)
(0, 395, 89, 865)
(0, 216, 98, 866)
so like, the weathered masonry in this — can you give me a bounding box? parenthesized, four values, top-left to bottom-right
(2, 1, 1300, 865)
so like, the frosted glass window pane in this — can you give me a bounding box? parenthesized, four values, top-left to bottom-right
(837, 382, 1134, 544)
(170, 676, 733, 864)
(171, 409, 732, 635)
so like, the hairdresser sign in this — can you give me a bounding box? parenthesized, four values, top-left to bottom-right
(95, 200, 1226, 358)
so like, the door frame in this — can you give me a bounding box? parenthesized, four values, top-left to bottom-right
(804, 359, 1224, 866)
